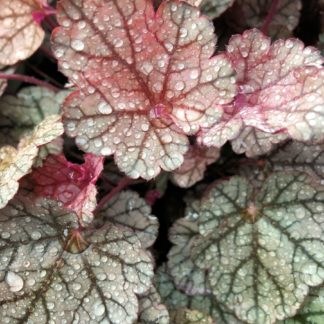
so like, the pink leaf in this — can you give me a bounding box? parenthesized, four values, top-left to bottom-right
(25, 153, 104, 225)
(51, 0, 236, 179)
(199, 29, 324, 156)
(0, 0, 48, 65)
(171, 144, 220, 187)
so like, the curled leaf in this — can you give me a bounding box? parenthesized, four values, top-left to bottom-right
(171, 145, 220, 188)
(0, 193, 155, 323)
(24, 153, 104, 225)
(0, 115, 63, 209)
(0, 0, 47, 65)
(199, 29, 324, 156)
(52, 0, 236, 179)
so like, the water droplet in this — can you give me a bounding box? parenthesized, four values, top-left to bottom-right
(108, 273, 116, 281)
(93, 302, 105, 317)
(98, 102, 112, 114)
(141, 123, 150, 131)
(115, 39, 123, 48)
(190, 69, 199, 80)
(78, 21, 86, 30)
(141, 62, 153, 75)
(175, 81, 185, 91)
(31, 231, 41, 240)
(73, 282, 82, 291)
(101, 147, 113, 155)
(71, 39, 85, 51)
(161, 134, 172, 143)
(180, 27, 188, 38)
(6, 272, 24, 292)
(1, 232, 10, 239)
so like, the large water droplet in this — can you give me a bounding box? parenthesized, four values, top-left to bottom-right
(98, 102, 112, 114)
(93, 302, 105, 317)
(6, 272, 24, 292)
(71, 39, 85, 51)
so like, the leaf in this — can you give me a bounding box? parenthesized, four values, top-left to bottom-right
(170, 308, 215, 324)
(231, 126, 288, 157)
(23, 153, 104, 225)
(0, 115, 63, 209)
(138, 286, 170, 324)
(171, 144, 220, 188)
(96, 191, 159, 249)
(0, 64, 15, 97)
(0, 192, 155, 324)
(268, 141, 324, 185)
(52, 0, 236, 179)
(0, 0, 46, 65)
(200, 0, 235, 19)
(235, 0, 302, 36)
(187, 172, 324, 323)
(280, 285, 324, 323)
(199, 29, 324, 156)
(156, 264, 242, 324)
(167, 218, 211, 295)
(0, 87, 69, 146)
(318, 33, 324, 56)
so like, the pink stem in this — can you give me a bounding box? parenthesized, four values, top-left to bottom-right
(261, 0, 279, 35)
(95, 177, 133, 212)
(0, 73, 60, 92)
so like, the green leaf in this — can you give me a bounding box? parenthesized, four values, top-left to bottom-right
(167, 218, 211, 295)
(170, 308, 215, 324)
(138, 286, 170, 324)
(0, 193, 155, 323)
(201, 0, 235, 19)
(268, 141, 324, 185)
(188, 172, 324, 323)
(0, 87, 68, 146)
(96, 191, 159, 249)
(280, 285, 324, 323)
(156, 265, 242, 324)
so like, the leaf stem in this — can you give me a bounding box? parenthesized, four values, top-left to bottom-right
(261, 0, 279, 35)
(95, 177, 133, 211)
(0, 73, 61, 92)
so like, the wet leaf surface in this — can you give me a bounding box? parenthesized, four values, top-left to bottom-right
(52, 0, 236, 179)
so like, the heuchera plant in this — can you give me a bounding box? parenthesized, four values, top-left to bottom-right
(0, 0, 324, 323)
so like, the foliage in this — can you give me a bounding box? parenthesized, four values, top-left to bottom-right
(0, 0, 324, 323)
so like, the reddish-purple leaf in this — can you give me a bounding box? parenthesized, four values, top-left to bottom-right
(199, 29, 324, 156)
(171, 144, 220, 187)
(52, 0, 236, 179)
(25, 153, 104, 225)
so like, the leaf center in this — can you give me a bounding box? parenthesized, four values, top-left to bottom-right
(243, 202, 260, 223)
(149, 103, 172, 121)
(63, 228, 90, 254)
